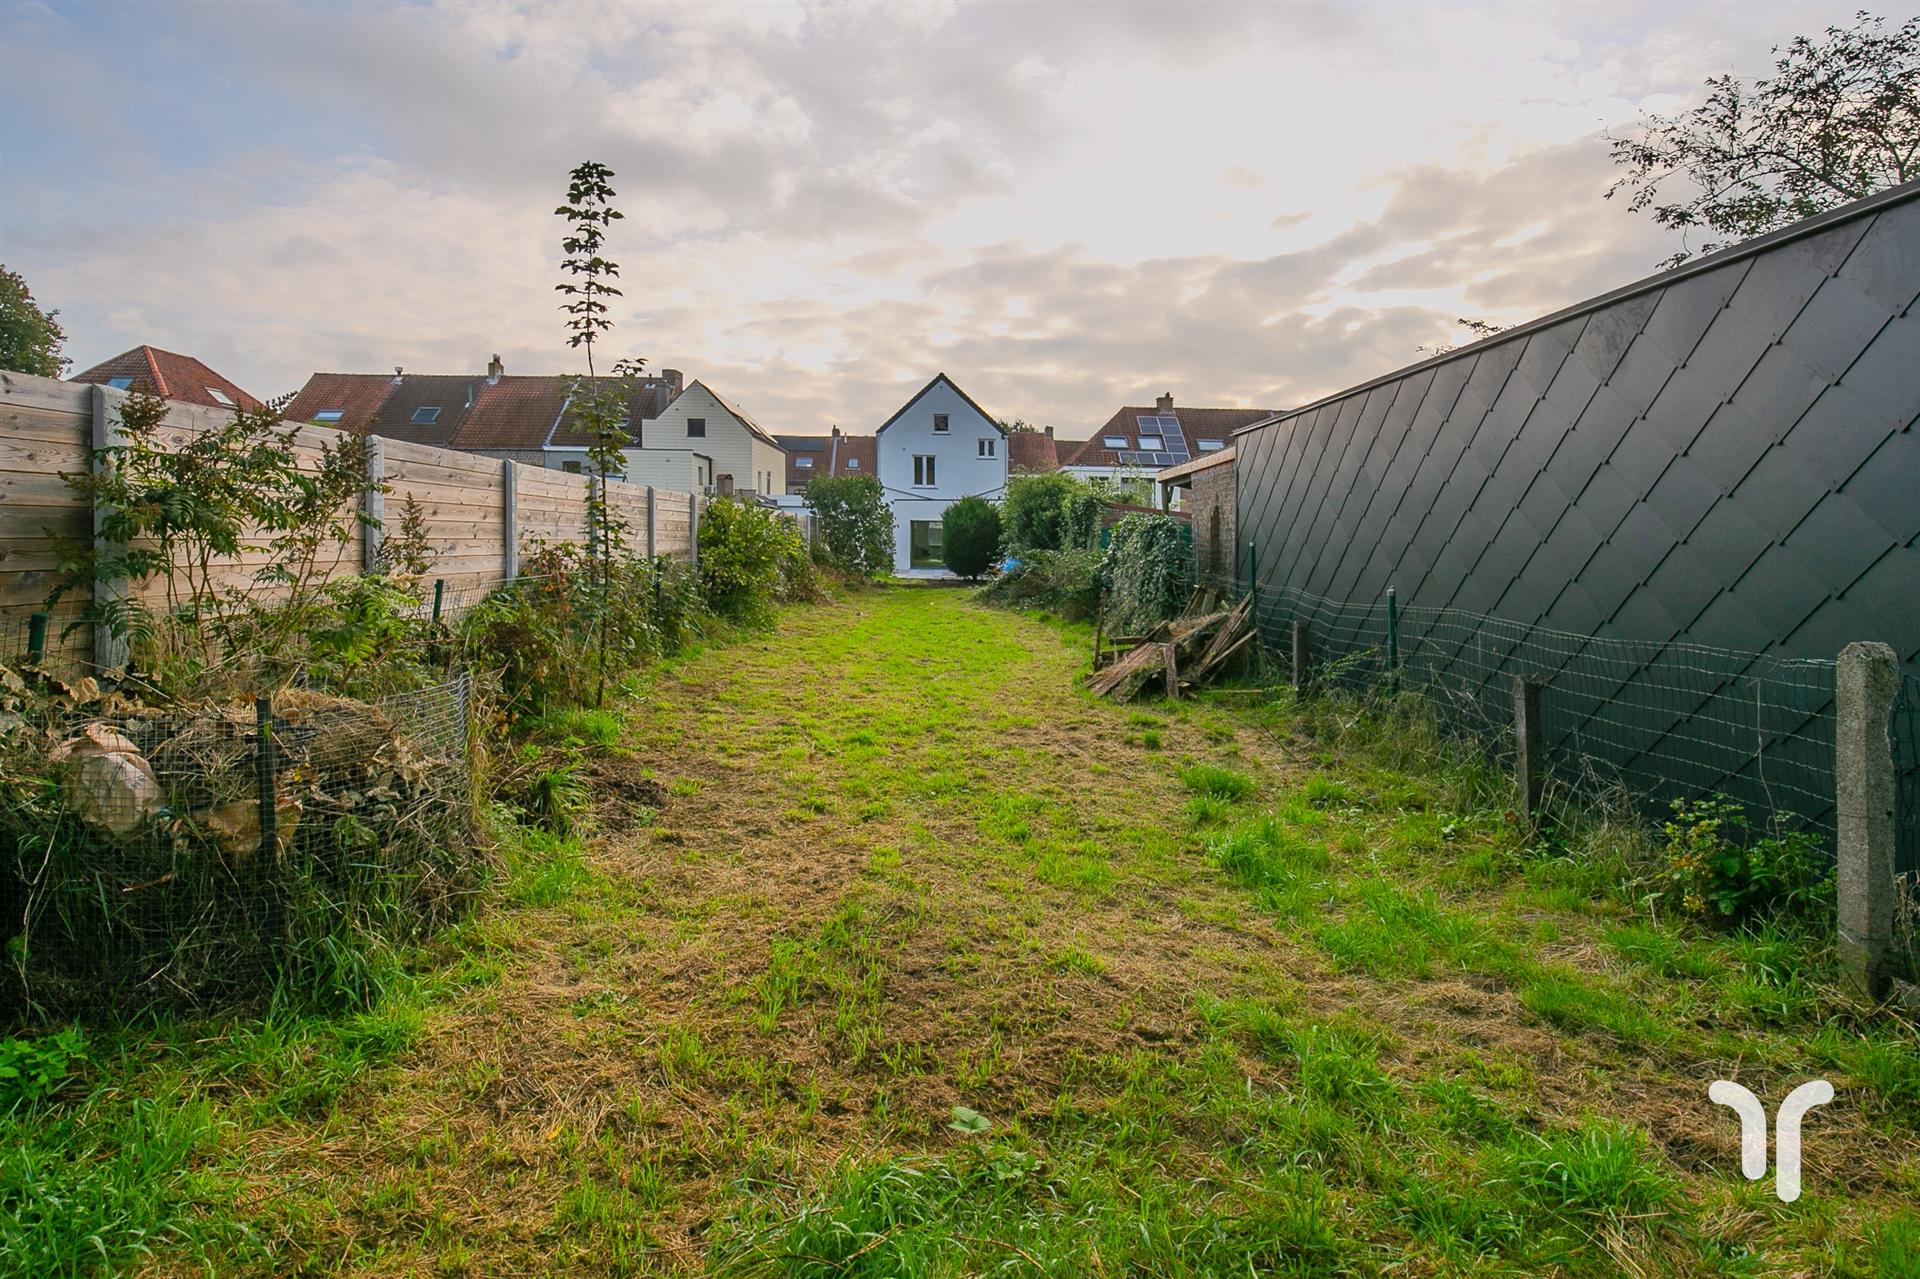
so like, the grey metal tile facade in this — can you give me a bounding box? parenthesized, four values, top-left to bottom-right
(1235, 183, 1920, 862)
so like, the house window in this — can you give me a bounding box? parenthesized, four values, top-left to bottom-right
(910, 520, 944, 568)
(207, 387, 236, 407)
(107, 376, 135, 390)
(687, 417, 706, 438)
(1137, 435, 1163, 450)
(913, 455, 937, 487)
(795, 455, 814, 468)
(313, 409, 345, 423)
(978, 438, 997, 458)
(1198, 439, 1225, 452)
(846, 458, 860, 470)
(1102, 435, 1127, 449)
(562, 460, 583, 474)
(933, 414, 949, 433)
(411, 406, 441, 424)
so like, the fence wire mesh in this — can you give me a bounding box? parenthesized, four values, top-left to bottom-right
(1, 675, 476, 1018)
(1203, 563, 1913, 872)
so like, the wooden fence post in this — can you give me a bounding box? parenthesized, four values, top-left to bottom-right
(1291, 620, 1309, 693)
(1513, 676, 1546, 817)
(362, 436, 386, 572)
(90, 385, 129, 670)
(1835, 641, 1898, 1001)
(501, 459, 518, 581)
(647, 485, 658, 557)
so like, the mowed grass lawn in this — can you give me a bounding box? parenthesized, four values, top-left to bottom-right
(11, 587, 1918, 1277)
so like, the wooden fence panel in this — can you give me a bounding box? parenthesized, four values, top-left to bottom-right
(1, 372, 709, 665)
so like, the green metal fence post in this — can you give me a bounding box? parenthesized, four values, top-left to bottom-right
(26, 611, 48, 665)
(431, 578, 445, 627)
(1386, 586, 1399, 679)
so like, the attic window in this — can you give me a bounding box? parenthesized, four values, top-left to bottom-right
(1137, 435, 1164, 450)
(206, 387, 236, 407)
(1198, 439, 1225, 452)
(687, 417, 706, 438)
(411, 407, 442, 424)
(933, 414, 949, 433)
(795, 455, 814, 468)
(1102, 435, 1128, 449)
(107, 376, 135, 390)
(313, 410, 345, 424)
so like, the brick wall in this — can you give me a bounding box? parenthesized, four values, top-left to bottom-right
(1187, 462, 1236, 586)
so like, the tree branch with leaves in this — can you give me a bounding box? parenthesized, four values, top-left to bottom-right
(1607, 11, 1919, 267)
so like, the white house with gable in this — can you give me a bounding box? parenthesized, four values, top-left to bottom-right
(874, 373, 1008, 575)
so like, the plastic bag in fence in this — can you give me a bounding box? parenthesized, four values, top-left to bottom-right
(52, 722, 163, 838)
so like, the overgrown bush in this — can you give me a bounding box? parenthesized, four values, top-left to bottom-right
(699, 497, 801, 625)
(941, 495, 1002, 580)
(1099, 513, 1191, 634)
(1002, 473, 1101, 557)
(805, 475, 895, 578)
(1656, 796, 1832, 924)
(978, 548, 1102, 620)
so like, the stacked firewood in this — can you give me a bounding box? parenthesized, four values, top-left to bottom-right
(1085, 587, 1256, 702)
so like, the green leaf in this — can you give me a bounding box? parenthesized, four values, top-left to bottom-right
(949, 1105, 991, 1134)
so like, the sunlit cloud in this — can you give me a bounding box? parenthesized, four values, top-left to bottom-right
(0, 0, 1864, 432)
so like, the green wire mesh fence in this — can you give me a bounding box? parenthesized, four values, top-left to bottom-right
(2, 674, 475, 1018)
(1199, 555, 1914, 877)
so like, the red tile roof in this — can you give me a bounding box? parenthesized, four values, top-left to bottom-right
(456, 376, 570, 449)
(71, 345, 264, 412)
(283, 373, 403, 432)
(1061, 404, 1279, 468)
(1007, 431, 1061, 473)
(285, 369, 682, 451)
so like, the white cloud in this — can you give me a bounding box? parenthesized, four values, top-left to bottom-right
(0, 0, 1869, 430)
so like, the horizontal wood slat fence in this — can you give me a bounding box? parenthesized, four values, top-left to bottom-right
(0, 371, 703, 671)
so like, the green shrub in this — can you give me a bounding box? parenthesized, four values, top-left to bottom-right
(1099, 512, 1191, 634)
(1657, 795, 1832, 923)
(1003, 473, 1101, 556)
(941, 495, 1002, 580)
(978, 548, 1101, 620)
(699, 497, 800, 624)
(804, 475, 895, 577)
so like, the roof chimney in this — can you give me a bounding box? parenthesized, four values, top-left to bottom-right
(1044, 425, 1053, 438)
(1156, 392, 1173, 413)
(831, 425, 840, 437)
(661, 368, 684, 397)
(487, 353, 503, 384)
(392, 366, 405, 385)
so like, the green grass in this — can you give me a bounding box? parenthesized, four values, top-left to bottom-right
(11, 587, 1914, 1277)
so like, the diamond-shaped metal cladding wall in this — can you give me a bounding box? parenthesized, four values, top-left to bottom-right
(1235, 184, 1920, 868)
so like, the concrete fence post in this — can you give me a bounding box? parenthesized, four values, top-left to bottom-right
(647, 485, 658, 558)
(501, 459, 518, 581)
(1835, 641, 1898, 1001)
(689, 495, 701, 568)
(1513, 677, 1546, 817)
(1290, 620, 1309, 694)
(361, 436, 386, 572)
(90, 385, 130, 670)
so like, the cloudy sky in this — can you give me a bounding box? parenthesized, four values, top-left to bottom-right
(0, 1, 1867, 434)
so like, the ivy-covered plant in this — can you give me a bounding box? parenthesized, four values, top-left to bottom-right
(1099, 513, 1191, 634)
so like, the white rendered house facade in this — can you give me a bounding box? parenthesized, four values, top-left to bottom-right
(873, 373, 1008, 575)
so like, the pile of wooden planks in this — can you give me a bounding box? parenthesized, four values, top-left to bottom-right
(1086, 587, 1256, 702)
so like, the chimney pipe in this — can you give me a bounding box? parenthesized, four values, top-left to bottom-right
(1156, 392, 1173, 413)
(393, 366, 404, 385)
(487, 353, 503, 385)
